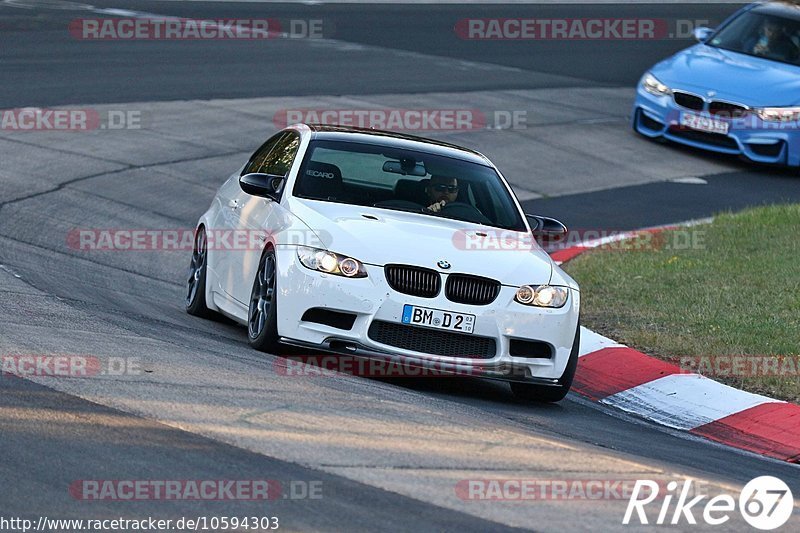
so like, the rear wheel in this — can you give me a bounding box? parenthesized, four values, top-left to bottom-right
(510, 324, 580, 403)
(248, 249, 282, 354)
(186, 226, 212, 317)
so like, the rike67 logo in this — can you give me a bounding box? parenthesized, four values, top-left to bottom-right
(624, 476, 794, 529)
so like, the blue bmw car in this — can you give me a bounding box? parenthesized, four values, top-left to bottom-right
(633, 1, 800, 167)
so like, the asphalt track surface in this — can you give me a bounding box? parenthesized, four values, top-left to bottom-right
(1, 0, 748, 106)
(1, 1, 799, 531)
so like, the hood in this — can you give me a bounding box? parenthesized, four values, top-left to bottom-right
(652, 44, 800, 106)
(285, 198, 554, 287)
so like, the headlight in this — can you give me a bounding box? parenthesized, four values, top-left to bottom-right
(515, 285, 569, 308)
(642, 73, 672, 96)
(297, 247, 367, 278)
(754, 107, 800, 122)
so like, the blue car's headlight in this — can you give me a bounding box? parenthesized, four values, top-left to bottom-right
(755, 107, 800, 122)
(515, 285, 569, 308)
(297, 246, 367, 278)
(642, 73, 672, 97)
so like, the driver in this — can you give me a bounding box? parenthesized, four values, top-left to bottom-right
(751, 18, 797, 61)
(425, 175, 459, 212)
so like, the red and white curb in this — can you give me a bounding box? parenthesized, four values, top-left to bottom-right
(549, 218, 712, 266)
(556, 223, 800, 464)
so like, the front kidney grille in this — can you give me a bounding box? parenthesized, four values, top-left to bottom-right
(673, 91, 704, 111)
(445, 274, 501, 305)
(385, 265, 440, 298)
(708, 101, 749, 119)
(368, 320, 496, 359)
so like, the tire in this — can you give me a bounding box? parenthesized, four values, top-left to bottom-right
(510, 324, 581, 403)
(247, 248, 282, 354)
(186, 226, 212, 317)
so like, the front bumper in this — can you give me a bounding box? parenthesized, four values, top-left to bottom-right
(632, 86, 800, 167)
(274, 246, 580, 382)
(279, 338, 563, 385)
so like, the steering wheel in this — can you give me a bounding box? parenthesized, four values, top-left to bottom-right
(436, 202, 492, 224)
(373, 199, 425, 212)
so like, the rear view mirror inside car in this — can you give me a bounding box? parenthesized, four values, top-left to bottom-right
(382, 159, 427, 176)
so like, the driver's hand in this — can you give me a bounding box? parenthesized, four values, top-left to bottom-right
(427, 200, 446, 212)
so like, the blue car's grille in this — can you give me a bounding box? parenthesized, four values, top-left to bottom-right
(673, 91, 704, 111)
(668, 126, 738, 150)
(709, 101, 749, 119)
(673, 91, 750, 120)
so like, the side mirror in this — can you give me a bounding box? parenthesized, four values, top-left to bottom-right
(526, 214, 568, 237)
(239, 172, 285, 200)
(693, 26, 714, 43)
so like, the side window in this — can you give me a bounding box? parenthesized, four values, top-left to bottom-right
(242, 133, 285, 176)
(257, 132, 301, 176)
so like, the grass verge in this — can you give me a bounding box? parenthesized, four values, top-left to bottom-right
(564, 204, 800, 403)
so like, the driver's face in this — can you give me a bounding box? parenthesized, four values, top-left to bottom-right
(428, 178, 459, 204)
(764, 22, 779, 37)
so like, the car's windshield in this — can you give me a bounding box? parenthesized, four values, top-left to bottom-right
(293, 139, 527, 231)
(708, 9, 800, 66)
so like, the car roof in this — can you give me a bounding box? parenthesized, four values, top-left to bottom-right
(298, 123, 493, 166)
(753, 1, 800, 20)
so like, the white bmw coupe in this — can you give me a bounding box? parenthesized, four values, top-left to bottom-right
(187, 124, 581, 402)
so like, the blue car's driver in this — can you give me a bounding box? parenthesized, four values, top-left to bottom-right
(748, 18, 799, 62)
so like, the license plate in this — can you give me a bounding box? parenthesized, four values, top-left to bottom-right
(680, 112, 729, 135)
(401, 304, 475, 334)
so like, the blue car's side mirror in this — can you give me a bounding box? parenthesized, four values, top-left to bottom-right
(693, 27, 714, 43)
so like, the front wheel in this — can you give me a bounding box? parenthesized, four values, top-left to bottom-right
(510, 324, 580, 403)
(186, 226, 212, 317)
(247, 249, 282, 354)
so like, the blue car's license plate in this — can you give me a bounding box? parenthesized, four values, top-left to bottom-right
(680, 112, 729, 135)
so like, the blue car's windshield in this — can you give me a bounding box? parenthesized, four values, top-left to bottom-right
(708, 10, 800, 66)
